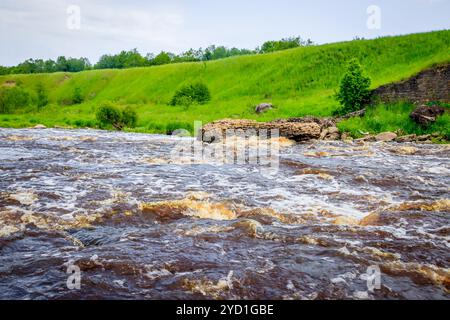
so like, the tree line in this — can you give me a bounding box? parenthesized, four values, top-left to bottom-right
(0, 37, 314, 75)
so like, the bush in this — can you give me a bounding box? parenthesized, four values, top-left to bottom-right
(147, 122, 166, 133)
(170, 82, 211, 106)
(73, 119, 85, 127)
(0, 87, 31, 114)
(121, 107, 138, 128)
(35, 83, 49, 109)
(72, 87, 83, 104)
(335, 59, 371, 115)
(96, 103, 138, 130)
(96, 104, 122, 129)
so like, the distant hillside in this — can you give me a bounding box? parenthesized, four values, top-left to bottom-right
(0, 30, 449, 132)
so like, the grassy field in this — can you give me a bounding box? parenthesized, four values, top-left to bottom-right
(0, 30, 449, 134)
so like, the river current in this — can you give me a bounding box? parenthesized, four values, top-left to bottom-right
(0, 128, 448, 299)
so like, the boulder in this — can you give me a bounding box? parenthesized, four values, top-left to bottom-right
(341, 132, 353, 141)
(432, 132, 441, 138)
(396, 134, 417, 143)
(327, 127, 340, 135)
(324, 133, 340, 141)
(410, 105, 446, 126)
(355, 135, 376, 143)
(375, 132, 397, 142)
(416, 134, 431, 142)
(319, 126, 340, 140)
(32, 124, 47, 129)
(171, 129, 191, 137)
(255, 103, 274, 114)
(395, 146, 418, 155)
(319, 128, 328, 140)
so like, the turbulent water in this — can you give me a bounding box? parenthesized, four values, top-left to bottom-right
(0, 128, 449, 300)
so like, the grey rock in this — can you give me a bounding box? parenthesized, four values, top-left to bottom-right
(376, 132, 397, 142)
(255, 103, 274, 114)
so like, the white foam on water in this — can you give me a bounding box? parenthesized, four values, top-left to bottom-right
(423, 166, 450, 175)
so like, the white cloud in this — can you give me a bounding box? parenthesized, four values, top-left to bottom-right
(1, 0, 449, 66)
(0, 0, 185, 65)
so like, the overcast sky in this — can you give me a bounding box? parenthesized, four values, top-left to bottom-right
(0, 0, 449, 66)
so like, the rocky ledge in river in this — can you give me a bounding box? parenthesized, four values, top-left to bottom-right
(200, 117, 338, 143)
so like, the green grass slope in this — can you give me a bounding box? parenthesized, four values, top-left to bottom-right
(0, 30, 449, 133)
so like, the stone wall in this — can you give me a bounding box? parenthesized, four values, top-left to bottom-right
(372, 63, 449, 104)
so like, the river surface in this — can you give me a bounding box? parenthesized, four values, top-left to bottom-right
(0, 128, 449, 300)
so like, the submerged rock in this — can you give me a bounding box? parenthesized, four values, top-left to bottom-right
(320, 126, 340, 141)
(341, 132, 353, 142)
(391, 146, 418, 155)
(231, 219, 264, 237)
(171, 129, 191, 137)
(376, 132, 397, 142)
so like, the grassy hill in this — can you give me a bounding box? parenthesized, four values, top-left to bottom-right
(0, 30, 449, 134)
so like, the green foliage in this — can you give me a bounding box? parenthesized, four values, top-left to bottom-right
(0, 87, 31, 114)
(0, 66, 10, 76)
(95, 49, 149, 69)
(152, 52, 173, 66)
(202, 46, 255, 61)
(335, 59, 372, 115)
(121, 107, 138, 128)
(260, 36, 314, 53)
(72, 87, 83, 104)
(337, 102, 450, 140)
(35, 83, 48, 109)
(1, 37, 312, 75)
(95, 103, 138, 130)
(170, 83, 211, 106)
(72, 119, 96, 128)
(96, 104, 122, 129)
(55, 56, 91, 72)
(1, 57, 91, 75)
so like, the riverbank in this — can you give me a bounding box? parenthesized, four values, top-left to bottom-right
(2, 108, 449, 145)
(1, 101, 448, 144)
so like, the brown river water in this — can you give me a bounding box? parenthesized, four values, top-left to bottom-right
(0, 128, 449, 300)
